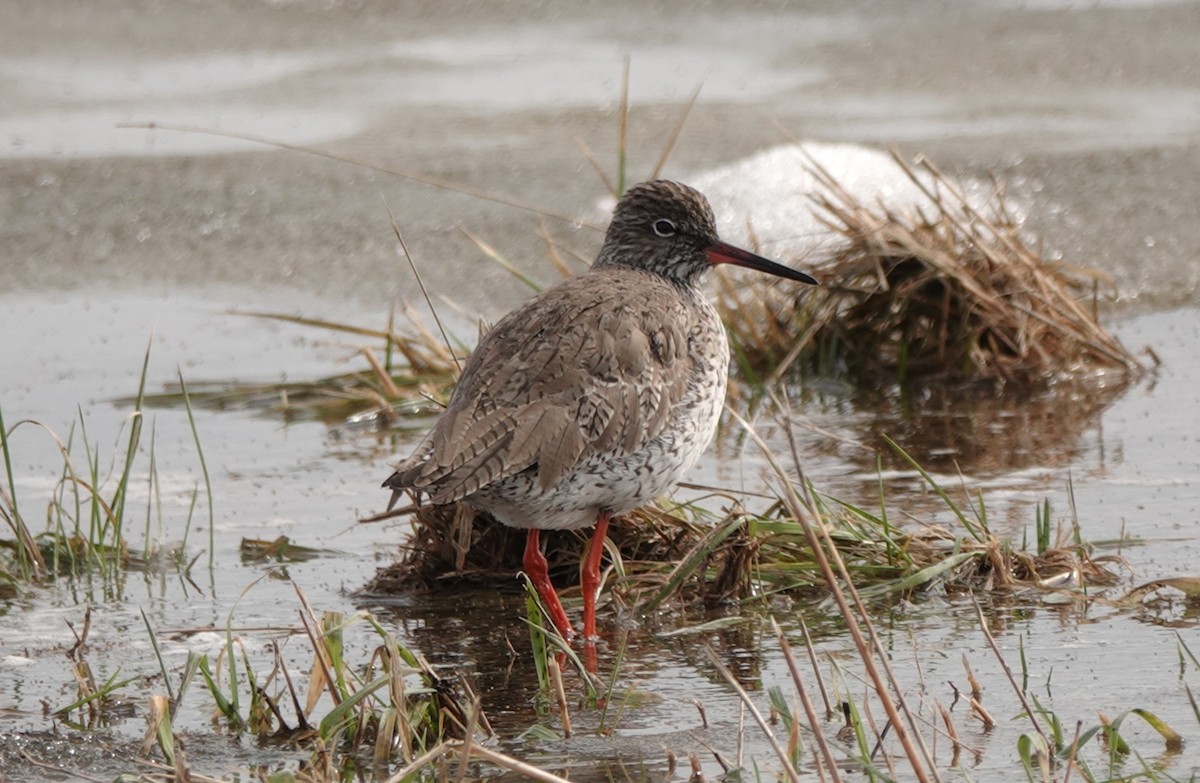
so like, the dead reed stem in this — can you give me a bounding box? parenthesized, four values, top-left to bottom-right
(971, 593, 1053, 750)
(730, 405, 941, 783)
(772, 618, 844, 783)
(704, 646, 803, 783)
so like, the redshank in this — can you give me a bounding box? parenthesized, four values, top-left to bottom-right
(383, 180, 816, 642)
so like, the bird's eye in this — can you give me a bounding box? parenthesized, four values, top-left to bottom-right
(652, 219, 677, 237)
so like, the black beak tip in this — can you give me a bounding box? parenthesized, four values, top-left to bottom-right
(706, 242, 820, 285)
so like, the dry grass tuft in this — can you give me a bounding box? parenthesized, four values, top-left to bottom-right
(719, 151, 1149, 388)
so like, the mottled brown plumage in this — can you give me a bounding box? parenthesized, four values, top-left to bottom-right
(383, 180, 816, 645)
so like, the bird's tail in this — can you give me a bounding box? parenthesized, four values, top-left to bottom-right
(381, 471, 407, 512)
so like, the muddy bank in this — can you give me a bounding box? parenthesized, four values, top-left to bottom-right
(2, 1, 1198, 314)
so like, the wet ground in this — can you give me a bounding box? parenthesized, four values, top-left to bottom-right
(2, 0, 1199, 780)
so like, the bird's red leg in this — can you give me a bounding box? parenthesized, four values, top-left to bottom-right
(524, 529, 575, 642)
(581, 513, 611, 641)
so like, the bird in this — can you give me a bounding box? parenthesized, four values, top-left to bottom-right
(383, 179, 817, 644)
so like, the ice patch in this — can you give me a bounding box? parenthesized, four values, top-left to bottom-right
(688, 142, 1006, 261)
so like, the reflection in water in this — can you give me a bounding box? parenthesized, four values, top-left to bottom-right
(360, 371, 1139, 587)
(720, 371, 1142, 547)
(855, 374, 1137, 476)
(361, 591, 791, 781)
(356, 579, 1126, 782)
(362, 586, 862, 727)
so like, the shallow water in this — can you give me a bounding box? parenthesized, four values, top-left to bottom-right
(2, 300, 1197, 780)
(2, 0, 1199, 780)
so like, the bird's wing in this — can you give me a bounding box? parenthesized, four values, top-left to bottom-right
(387, 270, 694, 504)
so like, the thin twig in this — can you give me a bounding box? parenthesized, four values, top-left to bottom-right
(651, 78, 705, 179)
(727, 402, 939, 783)
(120, 121, 599, 229)
(382, 741, 453, 783)
(385, 198, 463, 377)
(460, 742, 576, 783)
(617, 56, 630, 196)
(773, 619, 844, 783)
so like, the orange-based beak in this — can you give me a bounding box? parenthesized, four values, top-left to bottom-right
(706, 241, 818, 285)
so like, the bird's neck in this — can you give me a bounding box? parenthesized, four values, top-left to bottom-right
(592, 248, 707, 290)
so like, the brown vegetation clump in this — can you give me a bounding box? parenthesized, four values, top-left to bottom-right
(719, 151, 1149, 388)
(361, 494, 1123, 614)
(361, 502, 744, 605)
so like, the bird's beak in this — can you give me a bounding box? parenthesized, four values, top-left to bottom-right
(706, 241, 818, 285)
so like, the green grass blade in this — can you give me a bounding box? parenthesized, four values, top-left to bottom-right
(197, 655, 241, 727)
(1184, 683, 1200, 730)
(143, 418, 157, 558)
(177, 370, 214, 570)
(56, 669, 137, 715)
(140, 608, 175, 706)
(597, 629, 629, 729)
(855, 551, 978, 599)
(109, 335, 153, 549)
(1016, 731, 1050, 783)
(0, 405, 42, 580)
(1129, 708, 1185, 751)
(175, 651, 204, 720)
(883, 435, 985, 542)
(318, 673, 391, 740)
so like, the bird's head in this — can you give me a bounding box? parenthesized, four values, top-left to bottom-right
(595, 179, 817, 288)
